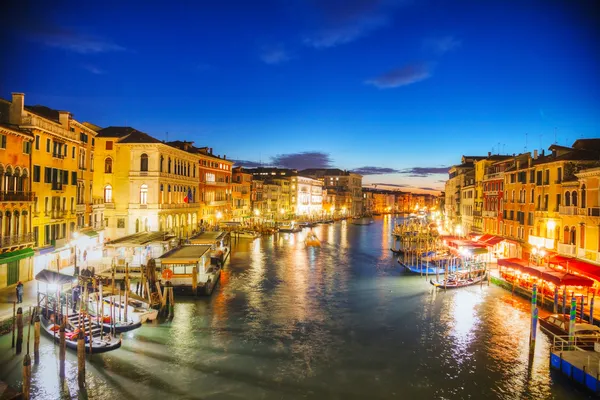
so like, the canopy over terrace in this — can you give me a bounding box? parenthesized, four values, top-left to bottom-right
(498, 258, 594, 287)
(447, 239, 488, 255)
(104, 231, 177, 267)
(549, 255, 600, 283)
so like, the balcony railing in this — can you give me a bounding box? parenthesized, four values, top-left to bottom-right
(76, 204, 86, 213)
(557, 243, 576, 257)
(50, 210, 66, 219)
(559, 205, 585, 216)
(21, 114, 78, 141)
(482, 210, 497, 217)
(105, 202, 115, 209)
(203, 181, 229, 187)
(158, 202, 199, 209)
(51, 183, 64, 191)
(472, 210, 482, 217)
(483, 172, 503, 180)
(0, 191, 34, 202)
(587, 207, 600, 217)
(1, 233, 35, 249)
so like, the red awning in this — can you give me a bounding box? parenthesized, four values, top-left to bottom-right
(549, 256, 600, 282)
(477, 234, 493, 243)
(480, 235, 504, 246)
(498, 257, 594, 287)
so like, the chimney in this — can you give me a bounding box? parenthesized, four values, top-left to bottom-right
(533, 150, 538, 160)
(210, 147, 213, 154)
(488, 151, 491, 157)
(58, 111, 70, 127)
(9, 92, 24, 125)
(541, 149, 545, 157)
(224, 154, 226, 160)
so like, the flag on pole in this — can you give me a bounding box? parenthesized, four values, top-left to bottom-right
(184, 189, 192, 203)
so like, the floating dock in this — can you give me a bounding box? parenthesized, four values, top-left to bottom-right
(550, 347, 600, 394)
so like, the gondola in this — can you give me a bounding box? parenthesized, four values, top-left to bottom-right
(40, 310, 122, 354)
(389, 247, 404, 254)
(430, 270, 487, 289)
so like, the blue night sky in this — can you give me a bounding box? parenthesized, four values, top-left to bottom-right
(1, 0, 599, 193)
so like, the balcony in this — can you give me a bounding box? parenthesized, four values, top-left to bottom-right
(559, 205, 585, 216)
(50, 210, 66, 219)
(52, 152, 65, 159)
(482, 210, 497, 217)
(557, 243, 576, 256)
(0, 191, 34, 202)
(158, 202, 198, 209)
(21, 114, 78, 141)
(587, 207, 600, 217)
(76, 204, 86, 213)
(203, 181, 229, 187)
(472, 210, 482, 217)
(105, 202, 115, 209)
(51, 183, 64, 191)
(579, 249, 600, 263)
(207, 200, 227, 206)
(1, 233, 35, 250)
(483, 172, 503, 180)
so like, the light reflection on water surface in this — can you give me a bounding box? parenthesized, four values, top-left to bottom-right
(0, 216, 592, 399)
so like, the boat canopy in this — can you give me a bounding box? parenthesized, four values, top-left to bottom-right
(35, 270, 75, 285)
(498, 258, 594, 287)
(549, 255, 600, 282)
(189, 231, 228, 245)
(159, 245, 211, 264)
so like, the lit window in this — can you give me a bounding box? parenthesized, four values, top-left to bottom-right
(104, 185, 113, 203)
(140, 184, 148, 205)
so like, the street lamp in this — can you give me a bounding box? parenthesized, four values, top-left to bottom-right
(71, 232, 80, 276)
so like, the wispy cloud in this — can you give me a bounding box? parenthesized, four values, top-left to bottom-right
(423, 36, 461, 55)
(418, 187, 441, 191)
(400, 166, 448, 177)
(366, 62, 432, 89)
(260, 45, 292, 65)
(27, 26, 125, 54)
(230, 159, 264, 168)
(271, 151, 332, 169)
(303, 0, 405, 49)
(369, 183, 411, 188)
(82, 64, 105, 75)
(303, 16, 387, 49)
(352, 166, 400, 175)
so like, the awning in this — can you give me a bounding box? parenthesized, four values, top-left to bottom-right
(498, 257, 594, 287)
(0, 248, 34, 264)
(37, 246, 55, 255)
(82, 230, 99, 238)
(549, 255, 600, 282)
(472, 247, 489, 255)
(477, 234, 493, 243)
(482, 235, 504, 246)
(35, 270, 74, 285)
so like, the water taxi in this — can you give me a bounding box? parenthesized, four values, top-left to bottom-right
(539, 314, 600, 349)
(157, 245, 220, 295)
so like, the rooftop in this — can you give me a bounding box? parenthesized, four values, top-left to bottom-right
(159, 245, 212, 262)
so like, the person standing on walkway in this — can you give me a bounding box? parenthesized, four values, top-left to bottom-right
(16, 281, 24, 303)
(72, 285, 80, 313)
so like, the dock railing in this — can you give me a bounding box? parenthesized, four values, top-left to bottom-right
(550, 334, 594, 353)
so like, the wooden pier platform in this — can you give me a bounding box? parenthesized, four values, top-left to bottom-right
(551, 348, 600, 394)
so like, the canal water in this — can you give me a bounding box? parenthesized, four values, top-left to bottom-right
(0, 216, 593, 399)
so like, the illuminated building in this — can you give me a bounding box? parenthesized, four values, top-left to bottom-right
(195, 147, 233, 225)
(300, 169, 363, 217)
(0, 108, 35, 288)
(444, 156, 485, 233)
(93, 128, 201, 239)
(232, 167, 252, 221)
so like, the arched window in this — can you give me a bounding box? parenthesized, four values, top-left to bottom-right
(581, 185, 587, 208)
(140, 153, 149, 172)
(570, 226, 576, 245)
(160, 156, 164, 172)
(140, 184, 148, 205)
(104, 185, 113, 203)
(168, 157, 172, 173)
(565, 191, 571, 206)
(572, 191, 578, 207)
(135, 219, 140, 233)
(105, 158, 113, 173)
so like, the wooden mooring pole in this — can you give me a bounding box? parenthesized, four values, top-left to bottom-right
(22, 306, 32, 399)
(77, 330, 85, 387)
(16, 307, 23, 354)
(11, 301, 16, 348)
(34, 312, 40, 364)
(59, 318, 66, 380)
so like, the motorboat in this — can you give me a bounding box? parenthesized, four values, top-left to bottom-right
(539, 314, 600, 350)
(305, 231, 321, 247)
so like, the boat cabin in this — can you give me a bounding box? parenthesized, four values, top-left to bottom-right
(188, 230, 230, 265)
(157, 245, 214, 293)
